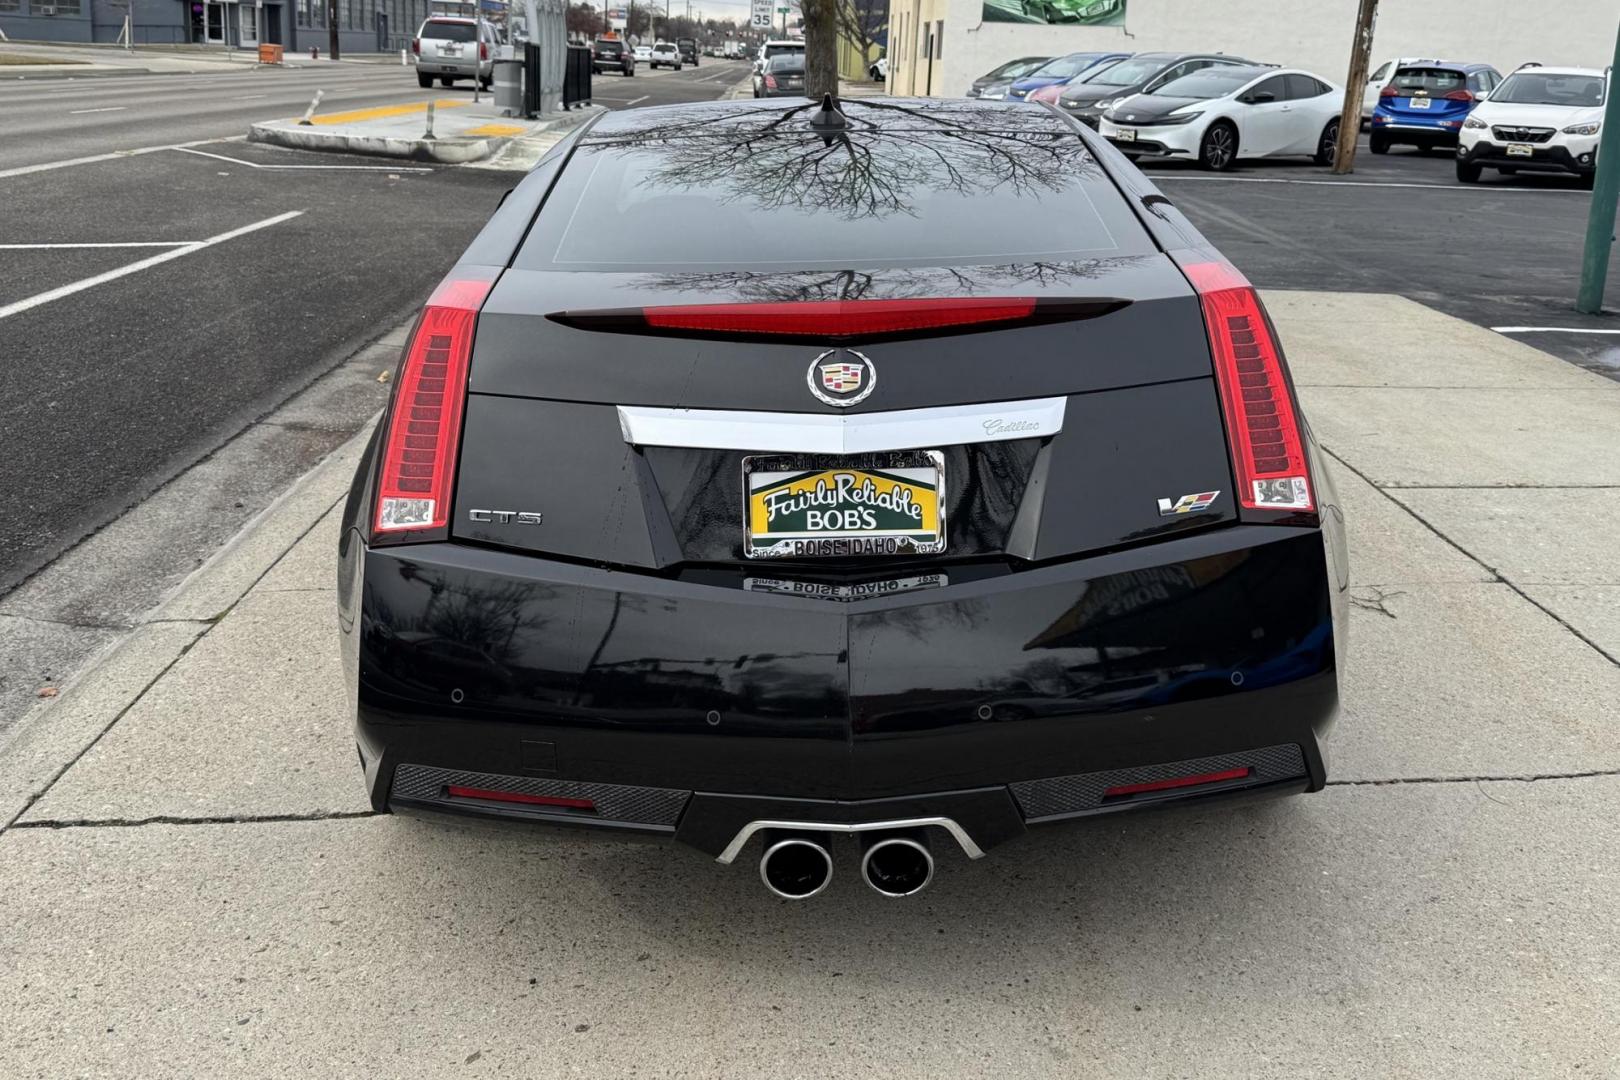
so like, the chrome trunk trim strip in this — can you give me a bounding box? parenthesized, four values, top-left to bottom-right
(617, 397, 1066, 454)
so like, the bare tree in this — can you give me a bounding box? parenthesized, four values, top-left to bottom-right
(799, 0, 839, 99)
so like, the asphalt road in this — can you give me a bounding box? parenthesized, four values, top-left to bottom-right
(0, 58, 754, 597)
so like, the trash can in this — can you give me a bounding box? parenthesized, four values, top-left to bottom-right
(494, 56, 525, 118)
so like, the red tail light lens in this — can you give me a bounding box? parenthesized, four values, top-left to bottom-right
(480, 42, 489, 61)
(765, 74, 778, 90)
(1443, 89, 1473, 102)
(373, 268, 497, 537)
(1104, 767, 1251, 799)
(411, 38, 420, 54)
(1175, 256, 1314, 515)
(1379, 84, 1397, 97)
(446, 786, 596, 810)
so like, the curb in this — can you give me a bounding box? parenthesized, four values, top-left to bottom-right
(0, 419, 375, 833)
(248, 120, 502, 164)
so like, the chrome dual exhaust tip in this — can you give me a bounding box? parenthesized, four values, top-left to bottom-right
(758, 831, 834, 900)
(860, 829, 934, 898)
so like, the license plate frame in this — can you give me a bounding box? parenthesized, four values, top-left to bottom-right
(1506, 142, 1534, 157)
(742, 450, 947, 560)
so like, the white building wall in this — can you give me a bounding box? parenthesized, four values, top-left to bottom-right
(931, 0, 1620, 98)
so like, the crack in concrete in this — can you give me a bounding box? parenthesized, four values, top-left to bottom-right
(9, 810, 379, 830)
(0, 612, 132, 632)
(1348, 585, 1405, 620)
(1328, 769, 1620, 786)
(1322, 447, 1620, 668)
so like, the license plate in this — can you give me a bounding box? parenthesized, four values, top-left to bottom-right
(1112, 127, 1137, 143)
(743, 451, 946, 559)
(1507, 143, 1533, 157)
(1409, 96, 1431, 109)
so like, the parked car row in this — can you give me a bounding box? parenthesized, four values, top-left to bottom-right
(960, 48, 1606, 184)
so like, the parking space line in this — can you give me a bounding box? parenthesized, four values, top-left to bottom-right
(1492, 326, 1620, 335)
(621, 95, 649, 106)
(0, 242, 198, 249)
(1155, 174, 1583, 194)
(0, 211, 304, 322)
(0, 138, 243, 180)
(171, 146, 433, 173)
(67, 106, 127, 115)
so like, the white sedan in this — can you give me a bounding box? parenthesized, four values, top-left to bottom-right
(1100, 65, 1345, 171)
(633, 45, 653, 62)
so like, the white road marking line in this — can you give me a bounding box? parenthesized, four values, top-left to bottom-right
(1492, 326, 1620, 335)
(1154, 174, 1583, 194)
(68, 106, 128, 114)
(171, 146, 432, 172)
(235, 94, 269, 100)
(0, 242, 198, 249)
(621, 95, 649, 106)
(0, 137, 243, 180)
(0, 211, 304, 322)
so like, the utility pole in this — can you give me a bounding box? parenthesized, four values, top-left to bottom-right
(1577, 39, 1620, 312)
(1329, 0, 1377, 175)
(327, 0, 341, 60)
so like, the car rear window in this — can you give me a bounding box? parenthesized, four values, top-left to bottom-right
(1391, 67, 1466, 95)
(1492, 71, 1605, 106)
(516, 130, 1152, 273)
(423, 20, 476, 42)
(764, 44, 804, 60)
(767, 55, 804, 72)
(1035, 53, 1099, 79)
(596, 40, 623, 53)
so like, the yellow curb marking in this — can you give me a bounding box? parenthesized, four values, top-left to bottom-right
(462, 123, 527, 137)
(304, 99, 470, 126)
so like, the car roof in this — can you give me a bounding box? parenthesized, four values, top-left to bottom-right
(1509, 65, 1606, 77)
(1394, 60, 1496, 72)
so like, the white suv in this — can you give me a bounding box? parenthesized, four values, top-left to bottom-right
(1457, 64, 1606, 187)
(650, 42, 683, 70)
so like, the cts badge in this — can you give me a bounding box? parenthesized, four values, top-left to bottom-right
(468, 509, 543, 525)
(1157, 490, 1220, 516)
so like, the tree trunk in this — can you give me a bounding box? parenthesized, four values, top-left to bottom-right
(801, 0, 840, 100)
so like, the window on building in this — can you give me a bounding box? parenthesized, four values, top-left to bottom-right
(0, 0, 20, 13)
(53, 0, 84, 13)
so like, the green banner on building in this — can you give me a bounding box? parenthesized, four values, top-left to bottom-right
(982, 0, 1125, 25)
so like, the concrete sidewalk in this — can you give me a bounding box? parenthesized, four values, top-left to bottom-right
(250, 96, 602, 165)
(2, 294, 1617, 1076)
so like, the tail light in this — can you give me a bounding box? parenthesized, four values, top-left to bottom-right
(446, 785, 595, 811)
(480, 42, 488, 61)
(765, 74, 778, 90)
(1379, 84, 1398, 97)
(1104, 767, 1251, 800)
(411, 38, 420, 54)
(1443, 89, 1474, 102)
(372, 267, 498, 540)
(1173, 253, 1315, 517)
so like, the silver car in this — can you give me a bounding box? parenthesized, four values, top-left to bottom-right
(413, 17, 496, 90)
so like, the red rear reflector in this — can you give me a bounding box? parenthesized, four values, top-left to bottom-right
(1104, 767, 1251, 798)
(446, 785, 596, 810)
(642, 298, 1039, 337)
(1176, 256, 1314, 514)
(374, 269, 497, 535)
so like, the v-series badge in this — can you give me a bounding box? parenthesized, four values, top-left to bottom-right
(468, 509, 543, 525)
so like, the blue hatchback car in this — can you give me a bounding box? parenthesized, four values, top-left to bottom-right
(1007, 51, 1131, 101)
(1371, 61, 1503, 152)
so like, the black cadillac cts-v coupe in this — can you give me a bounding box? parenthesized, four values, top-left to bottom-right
(338, 95, 1348, 899)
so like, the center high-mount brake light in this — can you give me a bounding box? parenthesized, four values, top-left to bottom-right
(548, 297, 1129, 344)
(1174, 254, 1315, 516)
(373, 268, 498, 538)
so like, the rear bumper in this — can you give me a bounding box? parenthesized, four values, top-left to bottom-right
(1372, 115, 1463, 145)
(343, 523, 1341, 852)
(1458, 140, 1595, 176)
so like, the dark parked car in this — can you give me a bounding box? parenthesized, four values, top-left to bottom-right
(964, 55, 1052, 98)
(340, 96, 1347, 901)
(752, 53, 805, 97)
(676, 37, 699, 66)
(1058, 51, 1253, 127)
(592, 37, 634, 76)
